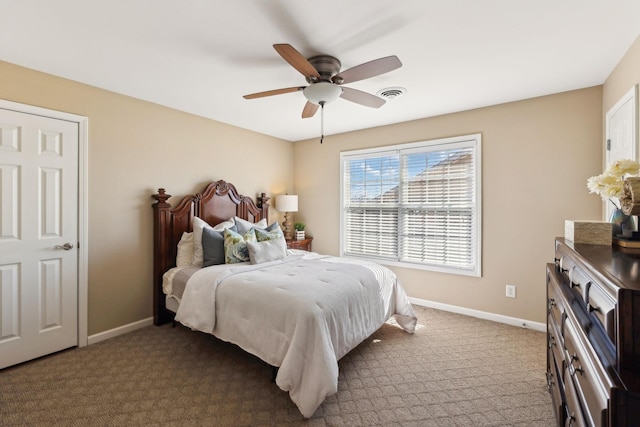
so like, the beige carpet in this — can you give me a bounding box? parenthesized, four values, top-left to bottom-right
(0, 305, 555, 426)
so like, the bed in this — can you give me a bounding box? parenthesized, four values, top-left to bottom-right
(151, 180, 417, 417)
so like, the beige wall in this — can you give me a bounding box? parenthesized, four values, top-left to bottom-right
(294, 87, 603, 324)
(604, 34, 640, 114)
(0, 60, 294, 335)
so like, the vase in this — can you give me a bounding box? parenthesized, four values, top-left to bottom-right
(609, 208, 636, 237)
(295, 230, 305, 241)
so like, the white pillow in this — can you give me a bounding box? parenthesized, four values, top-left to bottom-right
(192, 217, 235, 267)
(212, 218, 236, 231)
(234, 216, 268, 235)
(176, 232, 194, 267)
(246, 238, 287, 264)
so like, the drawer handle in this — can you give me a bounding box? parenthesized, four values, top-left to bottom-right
(548, 335, 556, 348)
(561, 267, 569, 273)
(570, 364, 584, 376)
(587, 303, 600, 313)
(570, 281, 580, 288)
(548, 298, 556, 308)
(569, 354, 584, 376)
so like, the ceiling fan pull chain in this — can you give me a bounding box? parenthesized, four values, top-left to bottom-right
(320, 101, 325, 144)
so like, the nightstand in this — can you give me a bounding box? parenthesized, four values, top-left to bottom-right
(287, 237, 313, 252)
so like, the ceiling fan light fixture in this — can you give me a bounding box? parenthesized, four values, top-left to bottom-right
(303, 82, 343, 105)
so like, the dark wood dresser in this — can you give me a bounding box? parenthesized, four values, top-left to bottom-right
(547, 238, 640, 426)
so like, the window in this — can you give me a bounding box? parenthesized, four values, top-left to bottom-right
(340, 134, 481, 276)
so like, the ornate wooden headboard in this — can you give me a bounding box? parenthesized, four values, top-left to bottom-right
(151, 180, 269, 325)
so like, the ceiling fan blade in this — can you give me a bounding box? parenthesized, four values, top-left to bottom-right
(340, 87, 386, 108)
(302, 101, 319, 118)
(334, 55, 402, 84)
(274, 44, 321, 80)
(243, 86, 304, 99)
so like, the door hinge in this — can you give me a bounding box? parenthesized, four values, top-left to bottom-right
(607, 139, 611, 151)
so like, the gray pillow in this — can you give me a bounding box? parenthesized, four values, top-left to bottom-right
(202, 225, 237, 267)
(265, 221, 281, 232)
(234, 216, 268, 235)
(246, 238, 287, 264)
(234, 217, 282, 235)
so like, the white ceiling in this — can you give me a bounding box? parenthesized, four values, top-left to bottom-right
(1, 1, 639, 141)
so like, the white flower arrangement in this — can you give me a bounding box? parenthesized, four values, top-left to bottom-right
(587, 159, 640, 207)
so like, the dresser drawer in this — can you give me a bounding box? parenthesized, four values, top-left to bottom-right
(563, 317, 609, 427)
(564, 364, 587, 427)
(568, 265, 590, 303)
(547, 267, 568, 341)
(557, 249, 574, 281)
(557, 246, 590, 303)
(547, 346, 564, 422)
(586, 282, 616, 344)
(548, 316, 564, 373)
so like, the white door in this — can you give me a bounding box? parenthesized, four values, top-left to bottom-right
(0, 108, 79, 369)
(605, 85, 638, 220)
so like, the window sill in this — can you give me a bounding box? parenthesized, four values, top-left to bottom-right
(343, 253, 481, 277)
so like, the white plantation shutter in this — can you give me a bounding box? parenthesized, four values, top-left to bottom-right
(341, 135, 481, 276)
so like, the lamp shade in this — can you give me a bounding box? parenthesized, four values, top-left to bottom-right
(276, 194, 298, 212)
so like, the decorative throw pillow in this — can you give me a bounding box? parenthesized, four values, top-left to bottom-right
(254, 225, 284, 240)
(224, 228, 257, 264)
(247, 239, 287, 264)
(176, 232, 194, 267)
(254, 226, 287, 252)
(234, 216, 268, 235)
(264, 221, 282, 233)
(191, 217, 235, 267)
(202, 225, 237, 267)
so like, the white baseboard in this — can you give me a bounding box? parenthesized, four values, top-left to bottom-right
(410, 297, 546, 332)
(88, 317, 154, 345)
(86, 300, 544, 345)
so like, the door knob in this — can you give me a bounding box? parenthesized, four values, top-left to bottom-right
(54, 243, 74, 250)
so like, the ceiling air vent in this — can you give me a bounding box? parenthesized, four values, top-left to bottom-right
(376, 87, 406, 100)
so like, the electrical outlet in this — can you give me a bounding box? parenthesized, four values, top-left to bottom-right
(506, 284, 516, 298)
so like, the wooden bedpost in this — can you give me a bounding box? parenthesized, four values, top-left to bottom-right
(257, 192, 270, 221)
(152, 188, 175, 326)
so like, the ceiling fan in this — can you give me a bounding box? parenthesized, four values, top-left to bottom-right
(243, 43, 402, 119)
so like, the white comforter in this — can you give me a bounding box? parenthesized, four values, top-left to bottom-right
(174, 252, 417, 418)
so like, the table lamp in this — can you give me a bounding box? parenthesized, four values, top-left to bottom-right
(276, 194, 298, 240)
